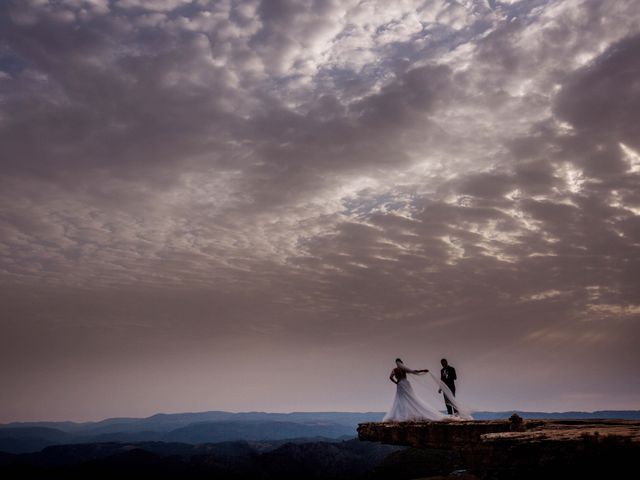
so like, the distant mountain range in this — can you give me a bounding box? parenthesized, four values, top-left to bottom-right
(1, 410, 638, 454)
(472, 410, 640, 420)
(0, 412, 382, 454)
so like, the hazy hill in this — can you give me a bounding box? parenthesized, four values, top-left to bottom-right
(0, 423, 355, 454)
(3, 409, 639, 433)
(472, 410, 640, 420)
(0, 427, 77, 455)
(160, 420, 356, 443)
(0, 412, 383, 453)
(1, 410, 638, 454)
(0, 411, 384, 436)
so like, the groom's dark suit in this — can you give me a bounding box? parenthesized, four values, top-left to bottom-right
(440, 365, 458, 415)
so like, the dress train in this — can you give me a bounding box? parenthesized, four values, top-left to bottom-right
(382, 377, 446, 422)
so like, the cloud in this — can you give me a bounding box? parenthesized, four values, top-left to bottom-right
(1, 0, 639, 420)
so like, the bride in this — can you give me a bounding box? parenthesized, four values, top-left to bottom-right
(383, 358, 472, 422)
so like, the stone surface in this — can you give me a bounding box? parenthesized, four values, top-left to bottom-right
(358, 419, 640, 479)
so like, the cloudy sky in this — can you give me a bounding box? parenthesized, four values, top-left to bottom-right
(1, 0, 639, 423)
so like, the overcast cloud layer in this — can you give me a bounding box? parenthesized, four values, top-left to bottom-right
(1, 0, 639, 422)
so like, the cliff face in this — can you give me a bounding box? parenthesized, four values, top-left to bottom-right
(358, 419, 516, 449)
(358, 418, 640, 479)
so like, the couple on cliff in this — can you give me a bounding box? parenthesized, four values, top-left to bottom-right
(383, 358, 473, 422)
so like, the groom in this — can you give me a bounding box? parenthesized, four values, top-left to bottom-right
(438, 358, 458, 415)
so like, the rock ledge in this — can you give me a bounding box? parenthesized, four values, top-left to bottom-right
(358, 419, 640, 478)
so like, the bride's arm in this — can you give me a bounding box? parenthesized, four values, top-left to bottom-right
(406, 367, 429, 374)
(389, 370, 398, 384)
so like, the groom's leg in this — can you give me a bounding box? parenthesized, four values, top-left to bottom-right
(451, 388, 458, 414)
(443, 394, 453, 414)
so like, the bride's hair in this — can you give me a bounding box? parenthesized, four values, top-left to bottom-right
(395, 358, 403, 363)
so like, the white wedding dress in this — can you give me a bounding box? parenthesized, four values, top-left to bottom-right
(383, 360, 474, 422)
(383, 375, 447, 422)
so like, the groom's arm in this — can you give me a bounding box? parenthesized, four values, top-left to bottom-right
(451, 367, 457, 380)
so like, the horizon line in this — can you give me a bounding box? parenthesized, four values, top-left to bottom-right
(2, 408, 640, 426)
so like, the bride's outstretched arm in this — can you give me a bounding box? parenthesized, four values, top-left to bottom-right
(398, 364, 428, 374)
